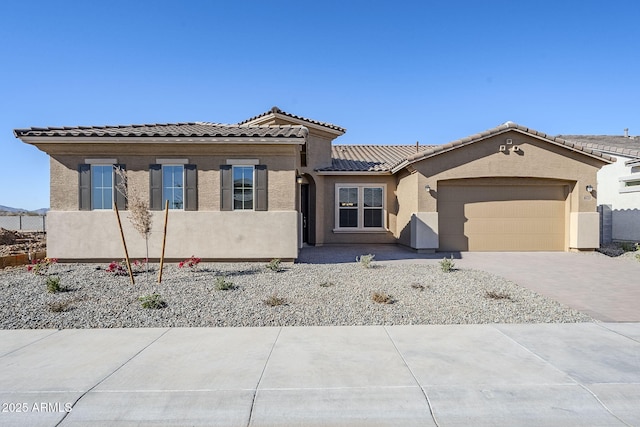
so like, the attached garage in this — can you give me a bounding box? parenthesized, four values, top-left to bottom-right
(438, 179, 570, 251)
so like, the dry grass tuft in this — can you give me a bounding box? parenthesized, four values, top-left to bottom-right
(371, 292, 394, 304)
(485, 290, 513, 301)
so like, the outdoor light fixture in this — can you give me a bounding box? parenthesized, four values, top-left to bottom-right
(296, 176, 304, 184)
(425, 184, 431, 192)
(586, 185, 594, 193)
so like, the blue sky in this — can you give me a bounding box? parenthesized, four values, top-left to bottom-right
(1, 0, 638, 210)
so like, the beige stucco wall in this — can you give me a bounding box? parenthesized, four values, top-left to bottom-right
(396, 131, 607, 251)
(316, 174, 398, 245)
(48, 144, 298, 212)
(47, 210, 299, 260)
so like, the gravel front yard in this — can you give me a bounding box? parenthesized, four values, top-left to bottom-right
(0, 259, 592, 329)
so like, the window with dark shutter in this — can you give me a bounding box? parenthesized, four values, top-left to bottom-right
(184, 164, 197, 211)
(220, 165, 232, 211)
(114, 164, 127, 210)
(78, 164, 91, 211)
(149, 164, 162, 211)
(255, 165, 268, 211)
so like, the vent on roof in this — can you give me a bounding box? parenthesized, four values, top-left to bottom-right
(624, 128, 629, 138)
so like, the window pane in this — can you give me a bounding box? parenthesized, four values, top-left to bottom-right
(364, 209, 383, 227)
(339, 187, 358, 207)
(363, 188, 382, 207)
(163, 165, 184, 209)
(339, 209, 358, 227)
(233, 166, 254, 210)
(91, 165, 113, 210)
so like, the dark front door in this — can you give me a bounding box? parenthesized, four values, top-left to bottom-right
(301, 184, 309, 244)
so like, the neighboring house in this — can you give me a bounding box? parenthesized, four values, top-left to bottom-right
(14, 107, 613, 260)
(559, 133, 640, 243)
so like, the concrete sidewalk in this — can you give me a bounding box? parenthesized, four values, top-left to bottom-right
(1, 324, 639, 426)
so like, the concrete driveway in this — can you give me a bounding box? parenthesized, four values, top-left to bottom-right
(299, 246, 640, 322)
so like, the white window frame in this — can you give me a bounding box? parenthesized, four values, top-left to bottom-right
(91, 164, 114, 210)
(162, 164, 185, 210)
(619, 174, 640, 194)
(334, 183, 387, 233)
(232, 165, 255, 211)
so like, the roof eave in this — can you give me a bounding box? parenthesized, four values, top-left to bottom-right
(314, 170, 392, 176)
(17, 136, 306, 145)
(394, 126, 615, 172)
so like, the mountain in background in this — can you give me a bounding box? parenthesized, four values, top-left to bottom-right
(0, 205, 49, 215)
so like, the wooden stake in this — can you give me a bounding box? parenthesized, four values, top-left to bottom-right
(114, 202, 135, 285)
(157, 200, 169, 283)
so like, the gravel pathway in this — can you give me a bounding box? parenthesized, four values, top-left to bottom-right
(0, 258, 591, 329)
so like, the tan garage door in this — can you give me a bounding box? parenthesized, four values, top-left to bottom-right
(438, 182, 567, 251)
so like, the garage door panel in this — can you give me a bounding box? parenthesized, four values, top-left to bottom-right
(438, 183, 567, 251)
(465, 200, 564, 218)
(465, 218, 564, 235)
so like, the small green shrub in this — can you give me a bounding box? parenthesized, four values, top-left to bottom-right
(621, 241, 637, 252)
(356, 254, 375, 268)
(46, 276, 62, 293)
(266, 258, 282, 272)
(371, 292, 394, 304)
(27, 257, 58, 276)
(485, 290, 513, 301)
(138, 293, 167, 309)
(439, 255, 455, 272)
(215, 276, 235, 290)
(263, 295, 286, 306)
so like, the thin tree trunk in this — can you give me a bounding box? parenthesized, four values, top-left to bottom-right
(157, 200, 169, 283)
(115, 202, 135, 285)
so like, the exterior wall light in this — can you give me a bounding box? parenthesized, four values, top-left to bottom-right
(425, 184, 431, 192)
(296, 176, 304, 184)
(586, 185, 594, 193)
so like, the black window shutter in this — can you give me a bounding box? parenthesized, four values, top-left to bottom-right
(220, 165, 232, 211)
(255, 165, 268, 211)
(78, 164, 91, 211)
(184, 164, 197, 211)
(114, 164, 127, 210)
(149, 164, 162, 211)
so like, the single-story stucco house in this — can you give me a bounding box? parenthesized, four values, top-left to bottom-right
(14, 107, 613, 261)
(559, 132, 640, 243)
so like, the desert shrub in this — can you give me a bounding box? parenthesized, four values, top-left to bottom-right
(263, 295, 286, 306)
(371, 292, 394, 304)
(48, 296, 82, 313)
(138, 293, 167, 309)
(411, 283, 426, 291)
(439, 256, 455, 272)
(485, 290, 513, 300)
(266, 258, 282, 272)
(215, 276, 235, 290)
(46, 276, 62, 293)
(621, 241, 637, 252)
(27, 257, 58, 276)
(356, 254, 375, 268)
(106, 260, 128, 276)
(178, 255, 201, 270)
(48, 300, 71, 313)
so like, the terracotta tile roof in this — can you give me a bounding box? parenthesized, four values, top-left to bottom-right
(239, 106, 346, 133)
(318, 145, 434, 172)
(14, 122, 308, 139)
(392, 122, 614, 172)
(558, 135, 640, 159)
